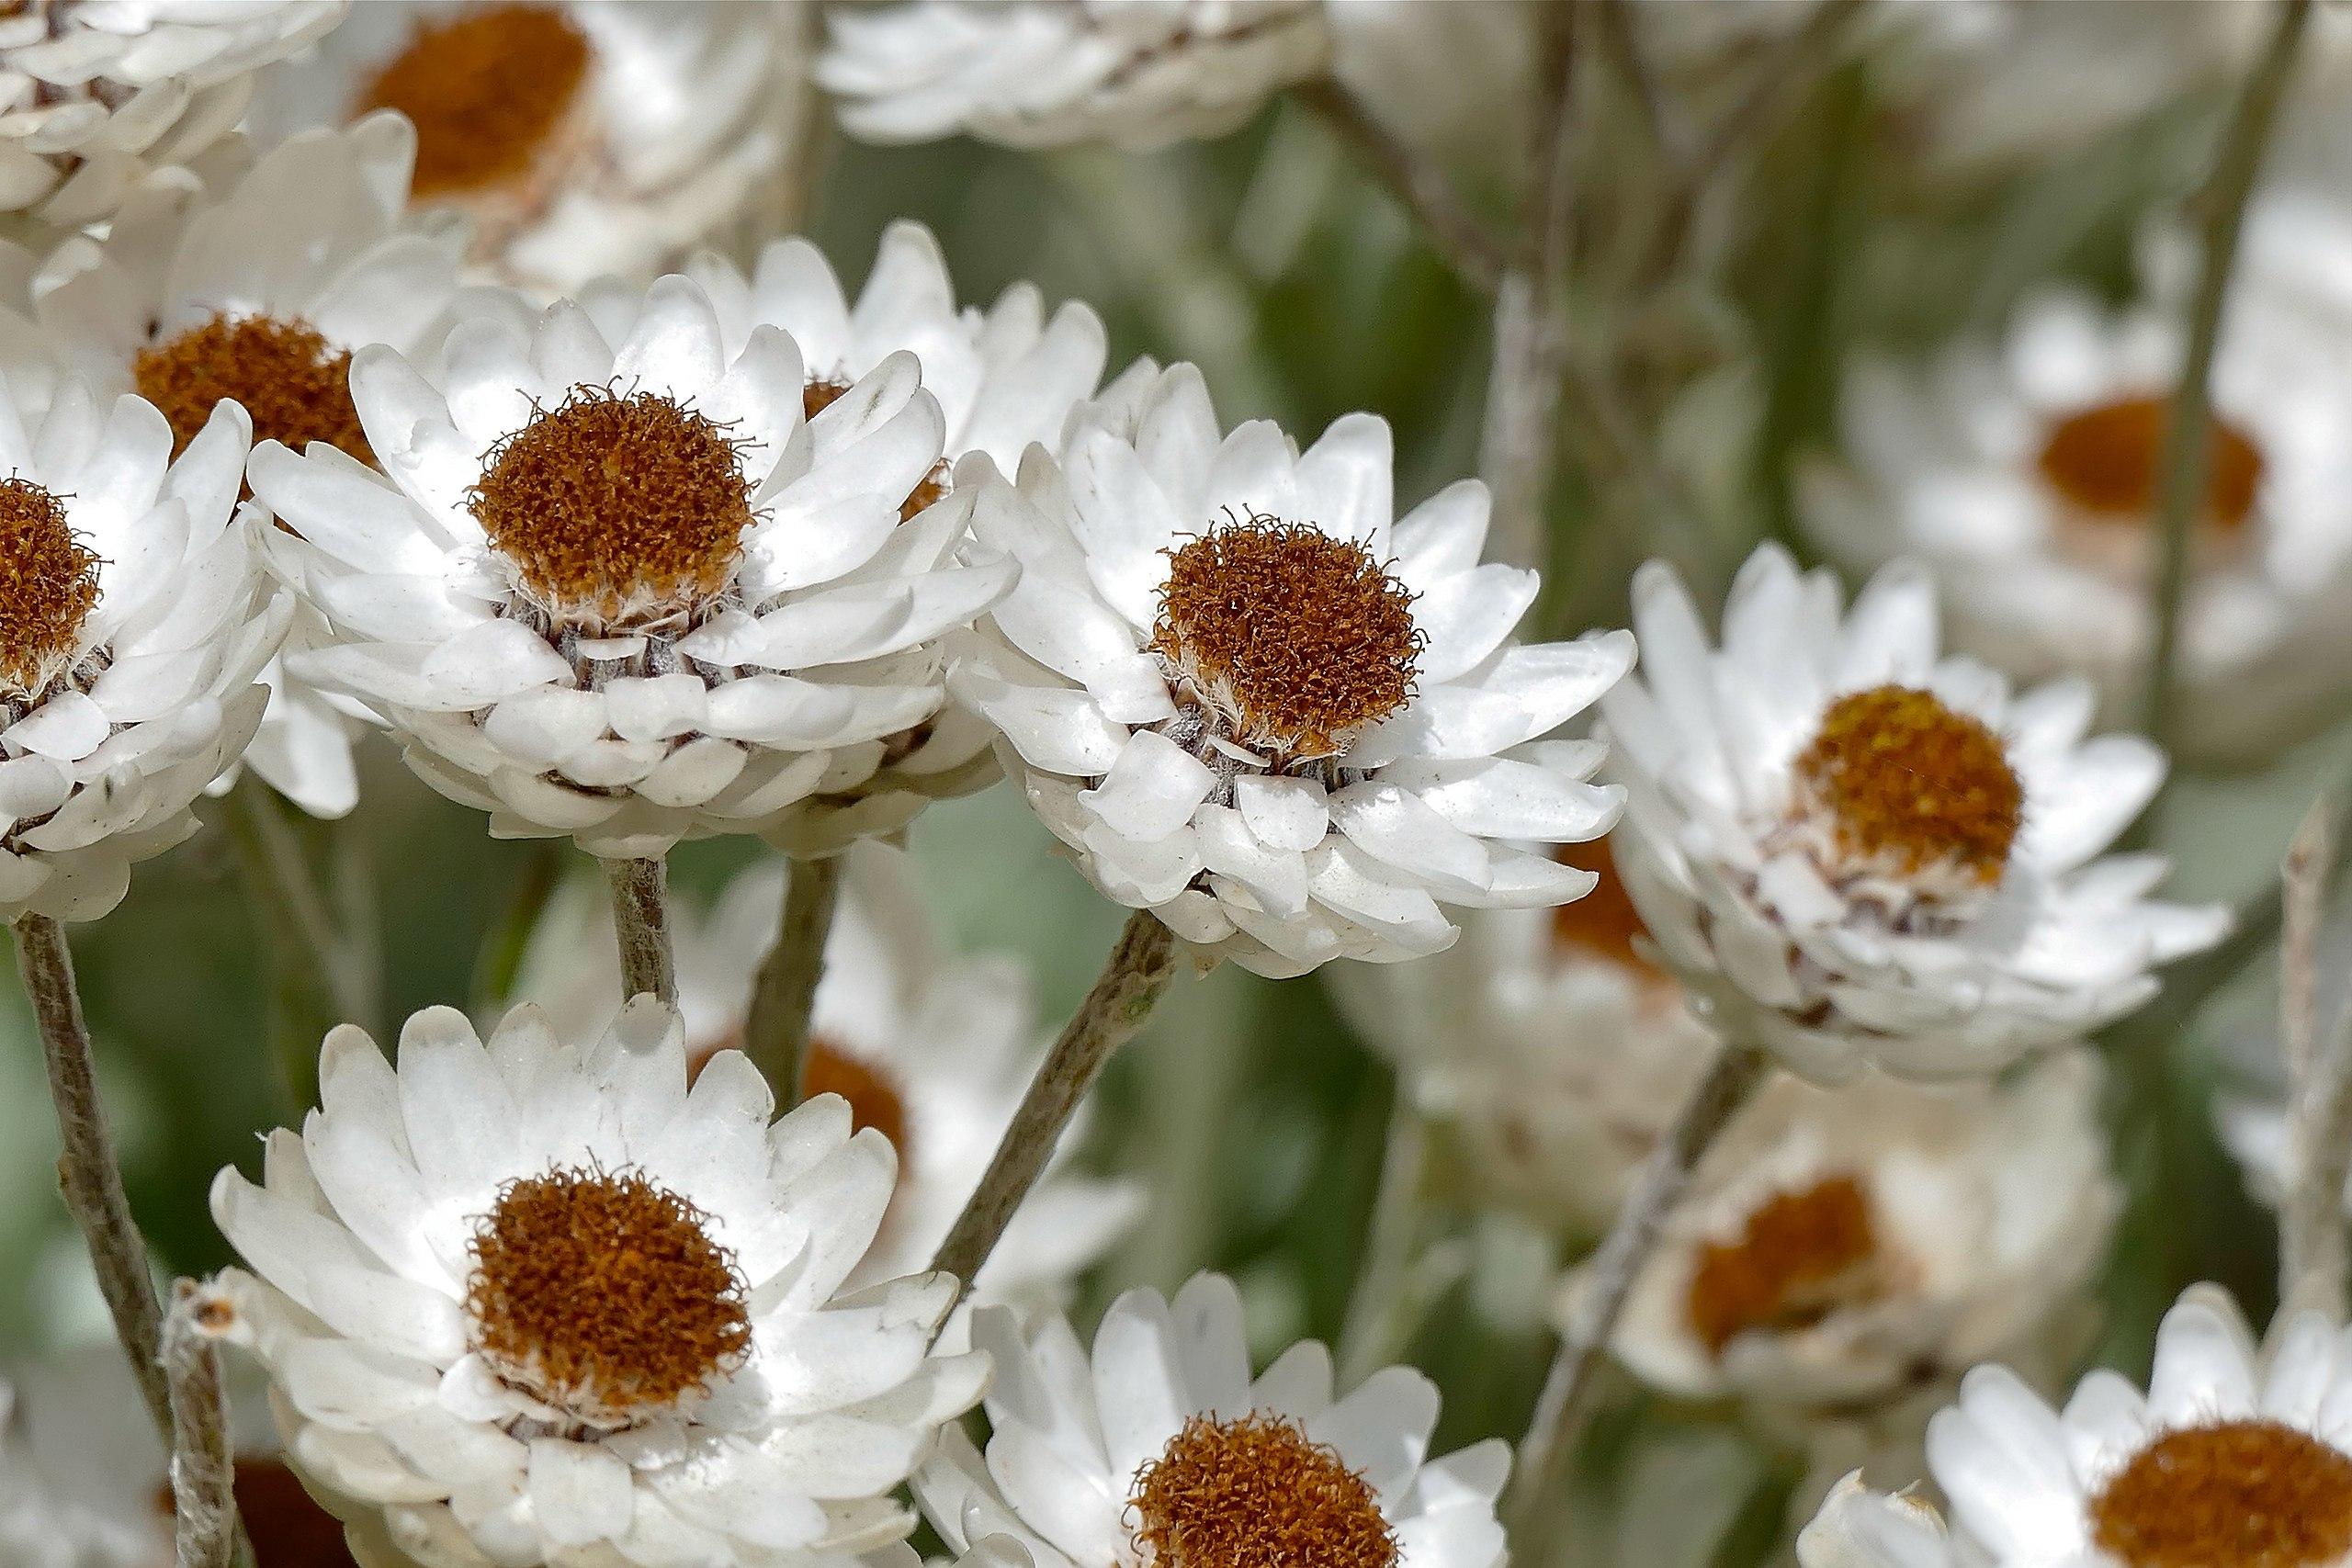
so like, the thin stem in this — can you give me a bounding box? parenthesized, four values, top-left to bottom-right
(1337, 1088, 1430, 1385)
(469, 840, 567, 1019)
(2279, 795, 2352, 1314)
(1503, 1039, 1773, 1537)
(2137, 0, 2313, 750)
(163, 1280, 240, 1568)
(1296, 78, 1509, 293)
(603, 855, 675, 1005)
(931, 909, 1180, 1290)
(745, 855, 843, 1106)
(226, 780, 374, 1109)
(11, 913, 172, 1441)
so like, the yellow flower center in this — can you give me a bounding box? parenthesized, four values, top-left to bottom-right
(1686, 1174, 1881, 1355)
(1792, 685, 2022, 885)
(133, 313, 371, 467)
(2090, 1420, 2352, 1568)
(0, 476, 99, 696)
(358, 4, 593, 200)
(1129, 1413, 1399, 1568)
(464, 1165, 751, 1422)
(2037, 395, 2263, 533)
(1150, 514, 1421, 761)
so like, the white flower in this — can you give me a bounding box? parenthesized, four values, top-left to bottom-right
(1807, 248, 2352, 762)
(209, 999, 991, 1568)
(1795, 1474, 1955, 1568)
(0, 373, 281, 923)
(956, 360, 1634, 976)
(571, 220, 1110, 853)
(254, 271, 1017, 860)
(0, 0, 345, 226)
(1600, 1051, 2113, 1426)
(1, 113, 468, 819)
(1326, 838, 1717, 1238)
(508, 843, 1144, 1314)
(820, 0, 1329, 152)
(1603, 543, 2224, 1083)
(912, 1271, 1508, 1568)
(1920, 1284, 2352, 1568)
(250, 0, 808, 299)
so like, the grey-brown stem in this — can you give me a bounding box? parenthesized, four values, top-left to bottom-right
(603, 855, 675, 1005)
(11, 912, 172, 1440)
(164, 1280, 241, 1568)
(931, 909, 1180, 1291)
(2280, 796, 2352, 1316)
(745, 854, 844, 1107)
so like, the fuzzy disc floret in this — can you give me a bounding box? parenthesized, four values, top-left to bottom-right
(1792, 685, 2023, 886)
(0, 476, 100, 695)
(1685, 1175, 1882, 1354)
(2089, 1420, 2352, 1568)
(2037, 395, 2263, 532)
(134, 313, 372, 465)
(1129, 1412, 1400, 1568)
(359, 4, 593, 198)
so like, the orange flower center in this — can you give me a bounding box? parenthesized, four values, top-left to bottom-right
(2090, 1420, 2352, 1568)
(133, 313, 371, 467)
(1686, 1174, 1881, 1354)
(2037, 395, 2263, 532)
(358, 4, 593, 199)
(0, 476, 99, 695)
(1129, 1413, 1399, 1568)
(799, 1037, 910, 1160)
(1792, 685, 2022, 885)
(1550, 836, 1652, 973)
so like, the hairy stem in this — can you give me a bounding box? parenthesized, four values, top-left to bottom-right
(163, 1280, 241, 1568)
(2137, 0, 2312, 749)
(1504, 1039, 1772, 1536)
(931, 909, 1180, 1290)
(603, 856, 675, 1005)
(1296, 78, 1508, 292)
(2279, 795, 2352, 1314)
(11, 913, 172, 1440)
(745, 854, 843, 1107)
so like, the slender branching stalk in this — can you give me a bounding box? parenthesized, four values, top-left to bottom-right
(1337, 1089, 1430, 1385)
(603, 855, 675, 1004)
(745, 854, 844, 1107)
(226, 779, 377, 1109)
(1296, 78, 1509, 292)
(931, 909, 1180, 1291)
(1504, 1038, 1773, 1539)
(2138, 0, 2313, 750)
(2278, 796, 2352, 1315)
(10, 912, 171, 1439)
(163, 1280, 242, 1568)
(469, 840, 567, 1019)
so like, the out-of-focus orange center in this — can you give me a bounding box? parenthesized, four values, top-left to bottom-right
(2036, 395, 2263, 532)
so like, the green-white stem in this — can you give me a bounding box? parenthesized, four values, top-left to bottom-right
(603, 854, 675, 1005)
(745, 854, 843, 1106)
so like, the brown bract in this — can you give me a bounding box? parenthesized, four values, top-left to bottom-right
(1793, 685, 2022, 885)
(2038, 395, 2263, 532)
(0, 476, 98, 693)
(801, 1037, 910, 1159)
(1686, 1174, 1881, 1355)
(469, 385, 756, 626)
(133, 313, 371, 466)
(465, 1165, 751, 1420)
(1150, 514, 1420, 760)
(360, 4, 592, 199)
(2091, 1420, 2352, 1568)
(1130, 1413, 1399, 1568)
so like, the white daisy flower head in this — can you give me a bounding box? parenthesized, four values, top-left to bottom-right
(1920, 1283, 2352, 1568)
(1602, 542, 2226, 1083)
(255, 270, 1018, 861)
(820, 0, 1330, 152)
(1327, 837, 1718, 1239)
(1809, 265, 2352, 762)
(0, 372, 281, 922)
(567, 220, 1110, 853)
(956, 361, 1634, 977)
(209, 998, 991, 1568)
(5, 112, 468, 820)
(1795, 1474, 1956, 1568)
(1601, 1050, 2114, 1420)
(913, 1271, 1508, 1568)
(508, 843, 1144, 1314)
(0, 0, 346, 227)
(251, 0, 808, 299)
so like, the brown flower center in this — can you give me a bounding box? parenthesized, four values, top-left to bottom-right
(1792, 685, 2022, 885)
(1686, 1175, 1881, 1354)
(469, 385, 755, 626)
(358, 4, 593, 199)
(2037, 395, 2264, 533)
(798, 378, 948, 521)
(2090, 1420, 2352, 1568)
(1550, 837, 1651, 973)
(464, 1165, 751, 1421)
(1151, 514, 1421, 761)
(0, 476, 99, 694)
(802, 378, 852, 423)
(158, 1458, 356, 1567)
(1129, 1413, 1399, 1568)
(133, 313, 371, 466)
(799, 1037, 910, 1159)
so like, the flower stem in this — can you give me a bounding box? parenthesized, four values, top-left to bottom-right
(745, 854, 843, 1107)
(2278, 795, 2352, 1314)
(163, 1280, 242, 1568)
(2137, 0, 2312, 751)
(603, 855, 674, 1005)
(226, 778, 376, 1111)
(10, 912, 172, 1441)
(1503, 1038, 1771, 1539)
(1338, 1087, 1430, 1385)
(469, 840, 566, 1018)
(931, 908, 1180, 1290)
(1295, 77, 1509, 293)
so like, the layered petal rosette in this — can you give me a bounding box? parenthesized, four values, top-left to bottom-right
(209, 1000, 990, 1568)
(955, 361, 1634, 976)
(1603, 543, 2226, 1082)
(254, 272, 1017, 859)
